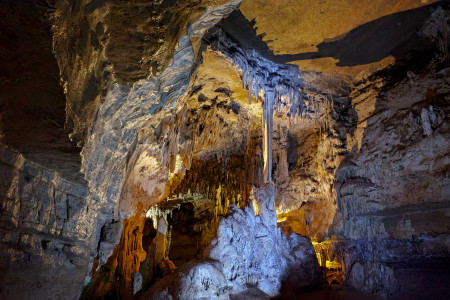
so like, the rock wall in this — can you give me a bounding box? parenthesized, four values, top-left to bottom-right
(0, 147, 90, 299)
(0, 0, 84, 182)
(276, 5, 450, 298)
(51, 0, 245, 289)
(334, 58, 450, 298)
(82, 203, 146, 299)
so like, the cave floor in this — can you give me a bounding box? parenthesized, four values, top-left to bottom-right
(229, 285, 383, 300)
(274, 285, 383, 300)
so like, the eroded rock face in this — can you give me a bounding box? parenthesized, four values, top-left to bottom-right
(0, 147, 89, 299)
(82, 203, 147, 299)
(51, 0, 234, 147)
(275, 4, 450, 298)
(53, 0, 244, 288)
(0, 0, 84, 183)
(208, 203, 314, 297)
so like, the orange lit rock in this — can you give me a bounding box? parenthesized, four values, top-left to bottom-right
(312, 238, 346, 285)
(83, 203, 147, 299)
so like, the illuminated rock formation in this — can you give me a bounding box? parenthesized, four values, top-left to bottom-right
(144, 190, 321, 299)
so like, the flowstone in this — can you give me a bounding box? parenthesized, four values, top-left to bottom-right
(145, 185, 321, 299)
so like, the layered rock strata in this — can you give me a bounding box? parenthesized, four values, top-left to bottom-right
(276, 5, 450, 298)
(0, 147, 89, 299)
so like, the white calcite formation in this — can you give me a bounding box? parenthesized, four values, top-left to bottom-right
(146, 184, 321, 299)
(241, 51, 309, 183)
(204, 27, 322, 183)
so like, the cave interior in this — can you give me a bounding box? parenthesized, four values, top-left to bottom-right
(0, 0, 449, 299)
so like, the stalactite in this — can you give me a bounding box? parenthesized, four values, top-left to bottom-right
(159, 136, 262, 217)
(232, 53, 316, 182)
(248, 78, 309, 183)
(262, 89, 274, 183)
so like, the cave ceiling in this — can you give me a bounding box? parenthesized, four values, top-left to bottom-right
(240, 0, 441, 75)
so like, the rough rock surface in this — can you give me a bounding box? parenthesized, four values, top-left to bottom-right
(275, 4, 450, 298)
(52, 0, 244, 286)
(145, 187, 321, 299)
(51, 0, 233, 147)
(0, 0, 84, 183)
(0, 147, 89, 299)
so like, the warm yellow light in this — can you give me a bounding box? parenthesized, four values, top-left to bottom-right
(316, 252, 322, 266)
(277, 216, 287, 223)
(325, 260, 342, 270)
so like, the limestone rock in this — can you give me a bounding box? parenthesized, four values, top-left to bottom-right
(143, 260, 229, 300)
(252, 184, 277, 228)
(133, 272, 143, 295)
(421, 6, 450, 62)
(347, 262, 365, 290)
(2, 0, 449, 299)
(144, 195, 320, 299)
(0, 147, 90, 299)
(206, 200, 319, 297)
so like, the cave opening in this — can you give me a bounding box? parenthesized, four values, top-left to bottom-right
(0, 0, 85, 183)
(166, 201, 210, 267)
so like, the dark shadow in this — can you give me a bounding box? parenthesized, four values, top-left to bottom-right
(0, 0, 85, 183)
(220, 1, 446, 66)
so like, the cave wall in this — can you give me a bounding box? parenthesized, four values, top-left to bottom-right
(274, 4, 450, 298)
(49, 2, 450, 298)
(0, 147, 90, 299)
(0, 1, 91, 298)
(51, 0, 245, 291)
(0, 0, 84, 182)
(334, 60, 449, 298)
